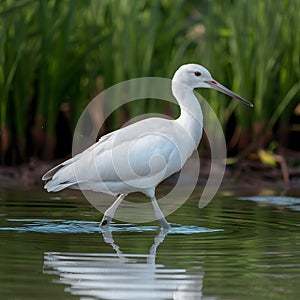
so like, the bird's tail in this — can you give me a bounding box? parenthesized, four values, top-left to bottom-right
(42, 162, 79, 192)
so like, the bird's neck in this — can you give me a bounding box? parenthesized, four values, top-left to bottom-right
(172, 83, 203, 147)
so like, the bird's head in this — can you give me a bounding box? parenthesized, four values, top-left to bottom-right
(173, 64, 253, 107)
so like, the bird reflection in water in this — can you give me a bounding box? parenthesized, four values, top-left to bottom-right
(43, 228, 207, 300)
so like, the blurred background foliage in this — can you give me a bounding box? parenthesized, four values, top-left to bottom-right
(0, 0, 299, 165)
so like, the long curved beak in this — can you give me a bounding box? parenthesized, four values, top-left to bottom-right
(206, 79, 254, 107)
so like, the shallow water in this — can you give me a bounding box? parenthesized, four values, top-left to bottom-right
(0, 185, 299, 299)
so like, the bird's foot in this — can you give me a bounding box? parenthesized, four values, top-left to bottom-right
(100, 215, 112, 228)
(158, 218, 171, 230)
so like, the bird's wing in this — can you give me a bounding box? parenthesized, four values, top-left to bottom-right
(43, 118, 188, 193)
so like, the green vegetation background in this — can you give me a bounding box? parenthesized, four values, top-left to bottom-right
(0, 0, 299, 164)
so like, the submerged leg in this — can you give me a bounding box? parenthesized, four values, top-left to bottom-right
(100, 194, 126, 227)
(150, 195, 170, 229)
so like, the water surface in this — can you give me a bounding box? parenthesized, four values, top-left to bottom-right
(0, 186, 299, 299)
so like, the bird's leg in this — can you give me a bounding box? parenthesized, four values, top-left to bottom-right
(147, 228, 169, 264)
(101, 229, 128, 263)
(100, 194, 126, 227)
(150, 196, 170, 229)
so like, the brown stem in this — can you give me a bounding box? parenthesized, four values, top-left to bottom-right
(0, 126, 10, 164)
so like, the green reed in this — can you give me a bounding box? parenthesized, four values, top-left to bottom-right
(201, 0, 300, 150)
(0, 0, 197, 161)
(0, 0, 299, 164)
(86, 0, 196, 129)
(0, 1, 33, 161)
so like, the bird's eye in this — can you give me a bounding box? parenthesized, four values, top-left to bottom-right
(194, 71, 201, 77)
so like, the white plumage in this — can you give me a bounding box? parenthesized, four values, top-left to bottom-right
(43, 64, 253, 228)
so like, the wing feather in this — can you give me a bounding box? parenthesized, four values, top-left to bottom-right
(42, 117, 188, 193)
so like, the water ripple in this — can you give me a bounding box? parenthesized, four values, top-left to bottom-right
(0, 218, 220, 234)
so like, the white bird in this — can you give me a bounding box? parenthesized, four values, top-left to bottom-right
(42, 64, 253, 229)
